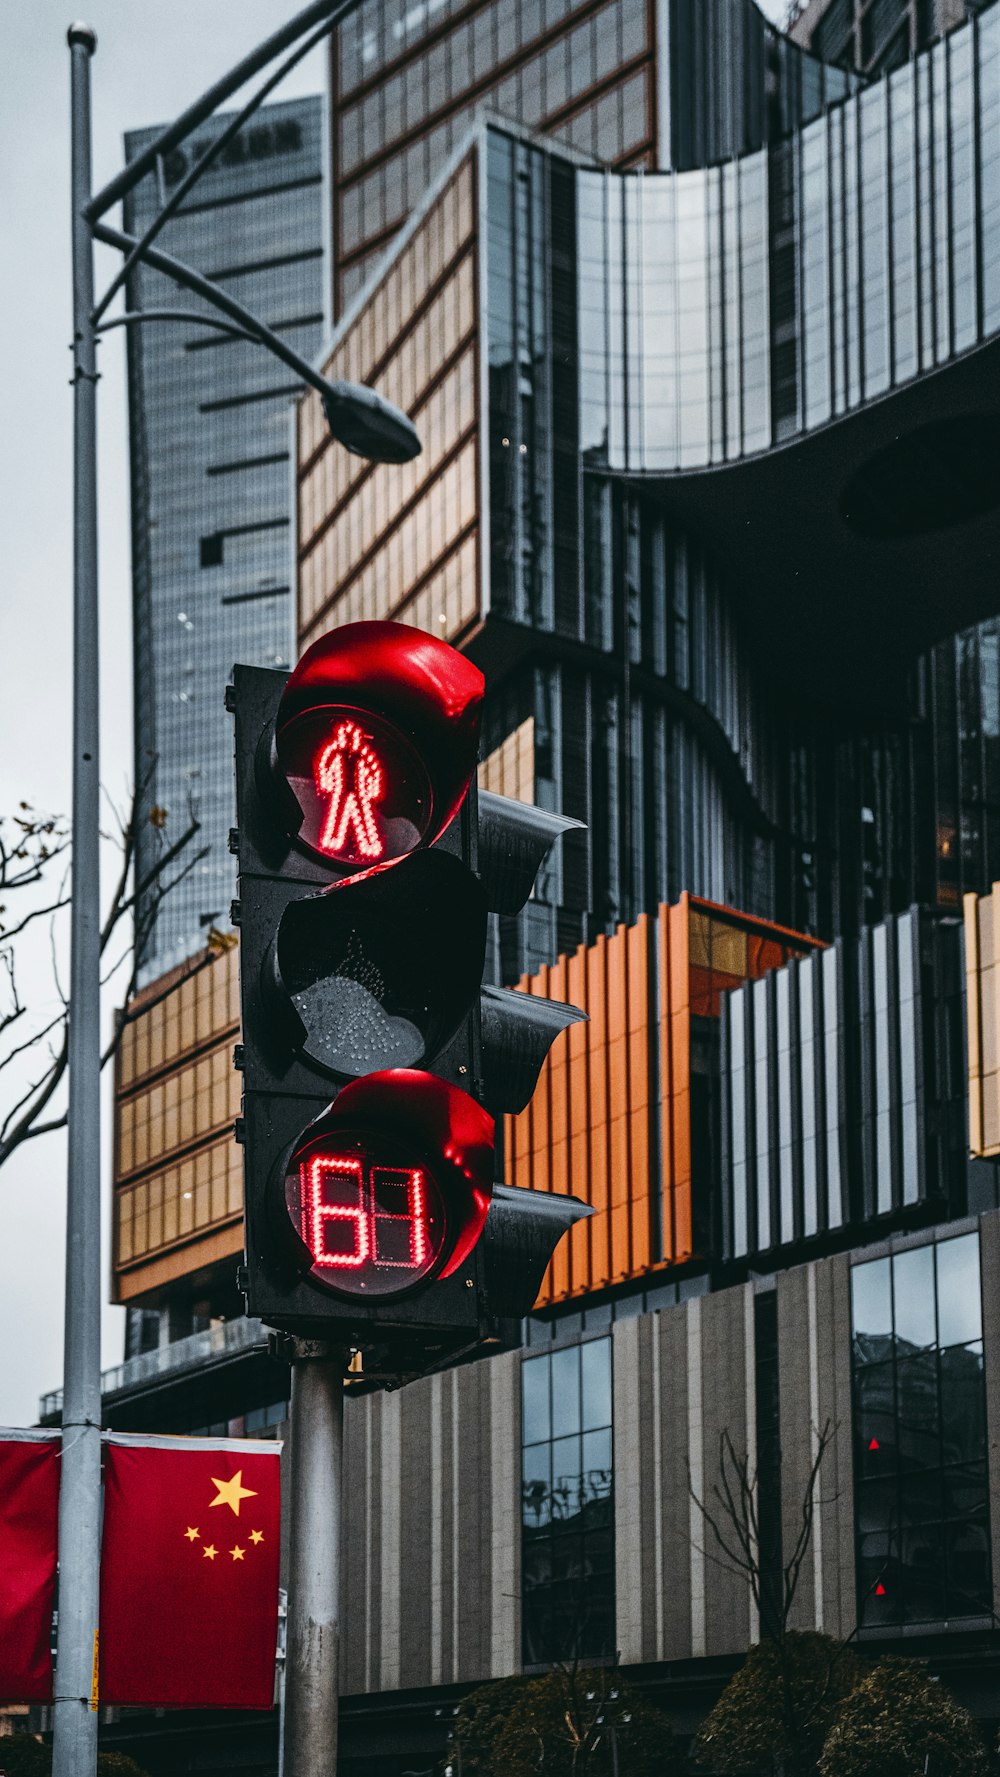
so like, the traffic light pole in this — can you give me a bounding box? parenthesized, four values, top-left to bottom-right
(54, 26, 103, 1777)
(283, 1344, 346, 1776)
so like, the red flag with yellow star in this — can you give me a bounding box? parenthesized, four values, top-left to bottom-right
(0, 1429, 59, 1702)
(98, 1432, 281, 1708)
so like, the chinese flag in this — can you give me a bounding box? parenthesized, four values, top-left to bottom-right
(99, 1434, 281, 1708)
(0, 1431, 60, 1703)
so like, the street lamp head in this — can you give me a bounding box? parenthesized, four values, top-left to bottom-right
(321, 378, 422, 465)
(67, 22, 97, 51)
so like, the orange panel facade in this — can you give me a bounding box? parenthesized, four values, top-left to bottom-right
(505, 894, 822, 1307)
(112, 947, 242, 1305)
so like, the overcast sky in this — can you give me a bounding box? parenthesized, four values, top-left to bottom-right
(0, 3, 328, 1427)
(1, 0, 790, 1428)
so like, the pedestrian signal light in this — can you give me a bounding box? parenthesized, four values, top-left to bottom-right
(290, 1148, 446, 1299)
(265, 621, 483, 870)
(274, 1070, 494, 1306)
(229, 619, 590, 1364)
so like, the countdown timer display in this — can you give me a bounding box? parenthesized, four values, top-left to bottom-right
(285, 1131, 447, 1299)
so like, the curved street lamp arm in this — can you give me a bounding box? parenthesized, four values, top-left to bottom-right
(93, 219, 327, 396)
(84, 0, 354, 225)
(95, 308, 259, 344)
(93, 221, 422, 464)
(91, 10, 335, 327)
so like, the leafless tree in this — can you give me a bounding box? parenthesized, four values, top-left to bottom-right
(688, 1422, 863, 1777)
(0, 776, 228, 1171)
(689, 1421, 837, 1643)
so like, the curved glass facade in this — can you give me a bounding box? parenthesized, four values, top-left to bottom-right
(299, 9, 1000, 976)
(476, 3, 1000, 965)
(548, 7, 1000, 472)
(327, 0, 855, 313)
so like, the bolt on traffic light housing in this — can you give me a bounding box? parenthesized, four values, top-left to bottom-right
(228, 619, 591, 1374)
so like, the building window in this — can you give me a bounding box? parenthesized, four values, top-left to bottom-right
(851, 1231, 991, 1627)
(200, 533, 224, 567)
(521, 1337, 614, 1666)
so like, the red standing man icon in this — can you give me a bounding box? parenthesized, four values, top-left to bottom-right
(314, 720, 384, 860)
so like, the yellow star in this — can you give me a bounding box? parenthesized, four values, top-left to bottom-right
(249, 1529, 264, 1546)
(183, 1526, 199, 1542)
(202, 1544, 217, 1561)
(209, 1469, 258, 1518)
(230, 1545, 245, 1562)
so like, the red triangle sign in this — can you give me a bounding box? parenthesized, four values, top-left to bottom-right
(875, 1582, 887, 1596)
(868, 1437, 880, 1451)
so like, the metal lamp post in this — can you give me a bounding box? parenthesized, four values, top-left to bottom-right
(58, 9, 419, 1775)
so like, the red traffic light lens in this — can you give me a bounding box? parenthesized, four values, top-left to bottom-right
(286, 1130, 448, 1299)
(275, 705, 433, 869)
(275, 621, 484, 863)
(279, 1073, 494, 1300)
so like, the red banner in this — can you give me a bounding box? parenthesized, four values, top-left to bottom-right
(99, 1434, 281, 1708)
(0, 1432, 59, 1703)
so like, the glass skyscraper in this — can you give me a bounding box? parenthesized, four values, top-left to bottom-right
(124, 96, 325, 981)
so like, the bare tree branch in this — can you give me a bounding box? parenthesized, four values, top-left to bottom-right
(687, 1417, 838, 1648)
(0, 784, 210, 1172)
(0, 896, 72, 944)
(0, 1013, 65, 1077)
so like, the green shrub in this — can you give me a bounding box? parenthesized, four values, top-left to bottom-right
(693, 1632, 862, 1777)
(449, 1668, 679, 1777)
(0, 1741, 150, 1777)
(819, 1657, 988, 1777)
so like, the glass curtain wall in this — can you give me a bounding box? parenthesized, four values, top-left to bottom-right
(851, 1232, 991, 1627)
(521, 1338, 615, 1664)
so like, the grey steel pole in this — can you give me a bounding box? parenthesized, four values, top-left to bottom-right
(283, 1344, 345, 1776)
(53, 25, 103, 1777)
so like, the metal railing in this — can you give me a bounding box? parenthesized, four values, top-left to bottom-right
(39, 1315, 266, 1419)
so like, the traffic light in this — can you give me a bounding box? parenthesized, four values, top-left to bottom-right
(227, 620, 588, 1373)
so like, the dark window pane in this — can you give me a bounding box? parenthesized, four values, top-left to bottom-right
(523, 1442, 552, 1527)
(895, 1352, 940, 1470)
(937, 1234, 983, 1345)
(945, 1521, 992, 1617)
(893, 1245, 936, 1351)
(581, 1335, 613, 1428)
(859, 1538, 901, 1626)
(852, 1256, 892, 1351)
(857, 1475, 897, 1532)
(942, 1460, 988, 1520)
(857, 1362, 898, 1472)
(551, 1344, 582, 1438)
(522, 1352, 551, 1445)
(550, 1532, 586, 1595)
(939, 1344, 986, 1465)
(901, 1519, 946, 1622)
(550, 1433, 583, 1522)
(899, 1470, 943, 1527)
(582, 1426, 613, 1503)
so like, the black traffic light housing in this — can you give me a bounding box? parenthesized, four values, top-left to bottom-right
(228, 622, 590, 1375)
